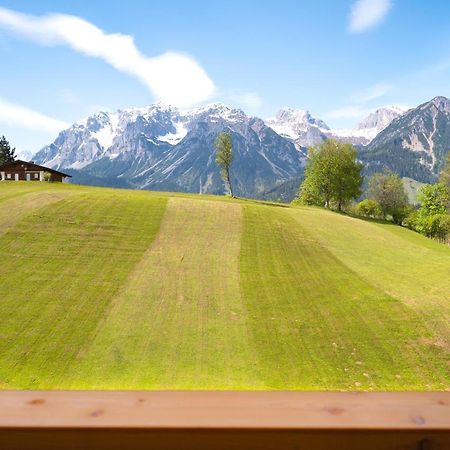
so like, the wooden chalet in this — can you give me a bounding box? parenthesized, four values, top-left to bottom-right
(0, 160, 71, 183)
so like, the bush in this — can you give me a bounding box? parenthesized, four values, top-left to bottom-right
(404, 210, 419, 230)
(391, 205, 412, 226)
(416, 214, 450, 240)
(406, 183, 450, 242)
(355, 199, 382, 218)
(43, 172, 52, 182)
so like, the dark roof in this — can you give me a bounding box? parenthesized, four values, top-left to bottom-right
(0, 160, 72, 178)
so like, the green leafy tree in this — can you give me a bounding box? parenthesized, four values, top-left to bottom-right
(417, 183, 450, 215)
(0, 135, 16, 165)
(368, 171, 410, 224)
(355, 199, 382, 218)
(407, 183, 450, 240)
(298, 139, 363, 211)
(215, 132, 234, 197)
(439, 152, 450, 189)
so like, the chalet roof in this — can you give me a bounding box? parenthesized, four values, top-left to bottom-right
(0, 160, 71, 178)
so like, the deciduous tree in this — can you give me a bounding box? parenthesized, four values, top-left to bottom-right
(298, 139, 363, 211)
(368, 171, 409, 224)
(215, 132, 234, 197)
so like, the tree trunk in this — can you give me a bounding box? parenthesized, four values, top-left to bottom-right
(227, 169, 234, 197)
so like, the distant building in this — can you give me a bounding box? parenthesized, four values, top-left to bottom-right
(0, 160, 71, 183)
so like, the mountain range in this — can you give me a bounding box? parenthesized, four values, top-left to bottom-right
(33, 96, 450, 200)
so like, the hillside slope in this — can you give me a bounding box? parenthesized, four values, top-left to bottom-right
(0, 183, 449, 390)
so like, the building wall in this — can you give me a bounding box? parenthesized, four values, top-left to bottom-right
(49, 173, 64, 183)
(2, 170, 42, 181)
(0, 162, 67, 182)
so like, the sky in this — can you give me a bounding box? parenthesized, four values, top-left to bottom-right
(0, 0, 450, 154)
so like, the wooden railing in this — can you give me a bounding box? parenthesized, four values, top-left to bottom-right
(0, 391, 449, 449)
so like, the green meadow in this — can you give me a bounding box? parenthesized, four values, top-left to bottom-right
(0, 182, 449, 390)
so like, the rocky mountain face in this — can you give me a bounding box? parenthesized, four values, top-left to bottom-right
(34, 103, 302, 198)
(360, 97, 450, 182)
(265, 108, 330, 150)
(357, 106, 407, 131)
(265, 105, 406, 149)
(33, 96, 450, 201)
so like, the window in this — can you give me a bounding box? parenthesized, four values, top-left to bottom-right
(6, 173, 11, 179)
(35, 173, 39, 179)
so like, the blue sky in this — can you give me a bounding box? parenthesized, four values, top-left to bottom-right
(0, 0, 450, 154)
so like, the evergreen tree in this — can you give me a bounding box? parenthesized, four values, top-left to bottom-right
(297, 139, 363, 211)
(0, 135, 16, 165)
(215, 132, 234, 197)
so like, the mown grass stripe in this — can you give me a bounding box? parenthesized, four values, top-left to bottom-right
(0, 183, 448, 391)
(0, 192, 167, 388)
(239, 204, 449, 390)
(64, 198, 260, 390)
(286, 206, 450, 354)
(0, 190, 71, 236)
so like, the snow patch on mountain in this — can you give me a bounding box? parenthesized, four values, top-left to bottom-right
(158, 120, 188, 144)
(266, 108, 329, 138)
(91, 113, 119, 149)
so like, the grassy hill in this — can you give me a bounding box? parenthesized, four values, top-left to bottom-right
(0, 182, 449, 390)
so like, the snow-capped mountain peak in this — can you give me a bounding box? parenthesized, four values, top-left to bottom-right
(274, 107, 330, 131)
(265, 108, 330, 147)
(188, 102, 247, 123)
(34, 100, 302, 198)
(357, 105, 409, 131)
(265, 105, 409, 147)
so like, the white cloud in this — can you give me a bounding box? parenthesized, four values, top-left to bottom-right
(351, 82, 393, 103)
(349, 0, 392, 33)
(0, 97, 69, 133)
(0, 7, 216, 107)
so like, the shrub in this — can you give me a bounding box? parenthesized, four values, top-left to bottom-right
(406, 183, 450, 242)
(43, 172, 52, 182)
(404, 210, 419, 230)
(355, 199, 382, 218)
(416, 214, 450, 240)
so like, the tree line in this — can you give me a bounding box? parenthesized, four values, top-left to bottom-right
(295, 139, 450, 243)
(213, 133, 450, 244)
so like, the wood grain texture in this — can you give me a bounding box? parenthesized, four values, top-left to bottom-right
(1, 392, 449, 450)
(1, 391, 449, 429)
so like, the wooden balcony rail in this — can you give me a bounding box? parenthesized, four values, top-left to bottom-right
(0, 391, 449, 450)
